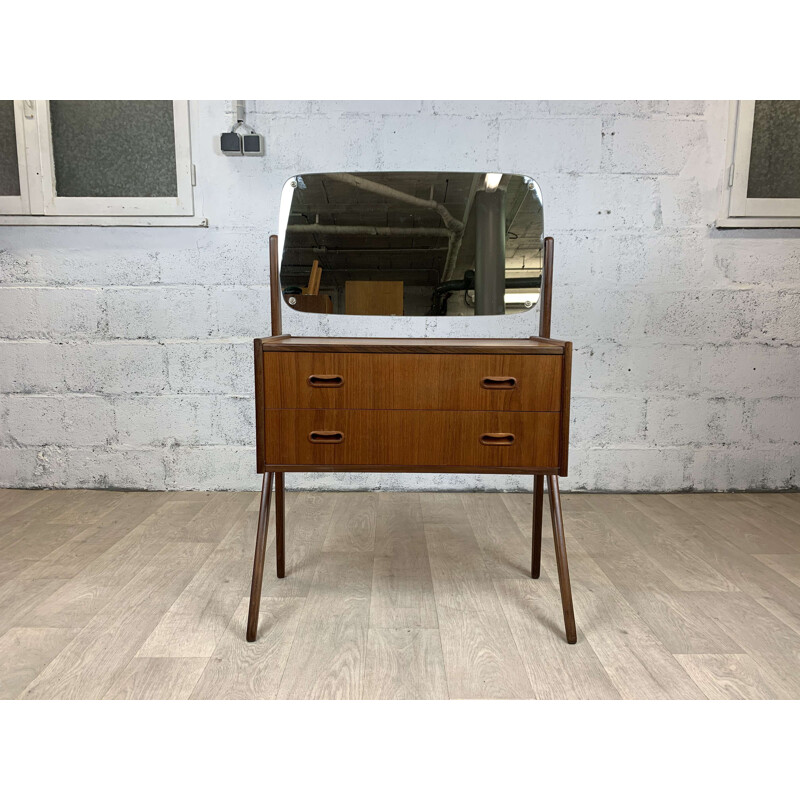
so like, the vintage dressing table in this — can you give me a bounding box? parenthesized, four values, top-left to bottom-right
(247, 172, 576, 644)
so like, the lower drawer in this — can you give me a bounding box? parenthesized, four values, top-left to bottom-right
(264, 409, 560, 470)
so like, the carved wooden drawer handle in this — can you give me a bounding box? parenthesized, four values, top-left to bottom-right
(307, 374, 344, 388)
(481, 376, 517, 390)
(480, 433, 515, 446)
(308, 430, 344, 444)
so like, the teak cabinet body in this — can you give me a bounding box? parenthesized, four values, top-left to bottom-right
(254, 337, 572, 476)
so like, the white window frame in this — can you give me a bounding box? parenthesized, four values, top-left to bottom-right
(0, 100, 205, 227)
(718, 100, 800, 228)
(0, 102, 30, 214)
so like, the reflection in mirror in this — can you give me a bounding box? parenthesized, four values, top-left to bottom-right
(280, 171, 543, 316)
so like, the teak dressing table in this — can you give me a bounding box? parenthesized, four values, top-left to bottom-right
(247, 234, 577, 644)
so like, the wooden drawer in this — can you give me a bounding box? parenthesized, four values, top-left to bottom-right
(263, 352, 562, 412)
(264, 409, 561, 470)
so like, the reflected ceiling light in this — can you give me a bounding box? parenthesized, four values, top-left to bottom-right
(504, 292, 540, 308)
(484, 173, 503, 191)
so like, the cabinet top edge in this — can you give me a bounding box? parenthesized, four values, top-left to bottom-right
(256, 336, 568, 355)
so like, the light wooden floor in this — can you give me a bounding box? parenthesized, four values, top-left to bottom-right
(1, 488, 799, 700)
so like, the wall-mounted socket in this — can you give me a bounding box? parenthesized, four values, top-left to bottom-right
(242, 133, 263, 155)
(220, 102, 264, 156)
(220, 131, 242, 155)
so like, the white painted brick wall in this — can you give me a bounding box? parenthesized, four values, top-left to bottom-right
(1, 99, 799, 491)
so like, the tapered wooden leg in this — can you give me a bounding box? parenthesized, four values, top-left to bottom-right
(246, 472, 274, 642)
(531, 475, 544, 578)
(546, 474, 577, 644)
(275, 472, 285, 579)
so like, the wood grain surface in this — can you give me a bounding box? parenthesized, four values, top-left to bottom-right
(263, 352, 563, 412)
(264, 409, 561, 469)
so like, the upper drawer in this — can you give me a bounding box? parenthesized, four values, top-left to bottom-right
(263, 352, 563, 411)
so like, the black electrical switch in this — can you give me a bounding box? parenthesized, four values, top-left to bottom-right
(220, 131, 242, 154)
(242, 133, 263, 155)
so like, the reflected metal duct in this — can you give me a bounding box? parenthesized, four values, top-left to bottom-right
(323, 173, 465, 233)
(286, 224, 451, 237)
(323, 172, 468, 282)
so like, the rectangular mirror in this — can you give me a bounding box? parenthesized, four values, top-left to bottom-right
(279, 171, 543, 316)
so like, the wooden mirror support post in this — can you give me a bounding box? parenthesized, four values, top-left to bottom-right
(532, 237, 576, 643)
(246, 235, 285, 642)
(247, 234, 577, 644)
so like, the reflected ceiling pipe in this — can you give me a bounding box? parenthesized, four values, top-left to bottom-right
(286, 224, 451, 237)
(323, 172, 469, 283)
(474, 174, 506, 315)
(323, 173, 465, 233)
(311, 246, 449, 254)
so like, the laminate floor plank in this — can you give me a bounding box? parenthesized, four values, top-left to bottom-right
(137, 495, 260, 658)
(0, 577, 69, 637)
(277, 552, 374, 700)
(0, 490, 87, 542)
(191, 597, 305, 700)
(21, 541, 214, 700)
(500, 491, 590, 583)
(680, 591, 800, 699)
(364, 628, 448, 700)
(369, 493, 438, 629)
(674, 654, 785, 700)
(50, 489, 126, 525)
(19, 523, 149, 583)
(494, 578, 621, 699)
(422, 494, 533, 699)
(663, 494, 800, 554)
(322, 491, 377, 553)
(746, 493, 800, 525)
(591, 548, 742, 655)
(3, 492, 167, 585)
(0, 523, 89, 585)
(588, 495, 738, 592)
(461, 492, 530, 580)
(22, 495, 214, 629)
(258, 491, 337, 599)
(534, 493, 629, 558)
(0, 626, 81, 699)
(753, 554, 800, 589)
(635, 496, 800, 637)
(175, 492, 255, 544)
(0, 489, 50, 523)
(103, 657, 209, 700)
(718, 494, 800, 543)
(570, 554, 706, 699)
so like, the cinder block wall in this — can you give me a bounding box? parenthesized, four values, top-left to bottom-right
(1, 101, 798, 491)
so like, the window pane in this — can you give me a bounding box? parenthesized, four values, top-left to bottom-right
(0, 100, 21, 196)
(747, 100, 800, 199)
(49, 100, 178, 197)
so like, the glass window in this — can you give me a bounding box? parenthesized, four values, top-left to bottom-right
(50, 100, 178, 198)
(746, 101, 800, 200)
(0, 100, 21, 197)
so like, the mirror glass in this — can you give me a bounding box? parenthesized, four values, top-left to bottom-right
(279, 171, 543, 316)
